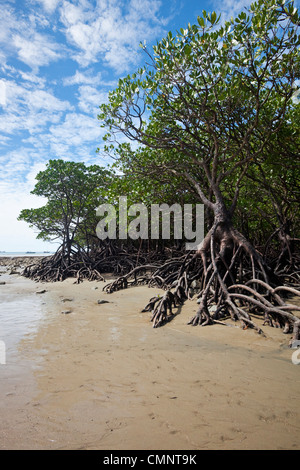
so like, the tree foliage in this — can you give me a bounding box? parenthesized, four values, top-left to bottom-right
(99, 0, 299, 224)
(18, 159, 112, 254)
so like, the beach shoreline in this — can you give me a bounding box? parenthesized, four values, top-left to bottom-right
(0, 255, 50, 264)
(0, 257, 299, 450)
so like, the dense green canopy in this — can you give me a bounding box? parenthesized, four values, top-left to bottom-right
(18, 159, 112, 253)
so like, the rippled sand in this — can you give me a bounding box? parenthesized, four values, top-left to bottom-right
(0, 258, 299, 450)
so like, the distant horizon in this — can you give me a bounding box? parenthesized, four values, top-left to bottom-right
(0, 250, 55, 252)
(0, 245, 59, 254)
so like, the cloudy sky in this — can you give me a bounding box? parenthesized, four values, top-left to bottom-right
(0, 0, 294, 251)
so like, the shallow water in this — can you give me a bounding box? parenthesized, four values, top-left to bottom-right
(0, 272, 44, 361)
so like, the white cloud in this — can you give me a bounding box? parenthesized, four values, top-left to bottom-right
(0, 150, 55, 249)
(0, 195, 53, 252)
(59, 1, 85, 26)
(0, 115, 22, 135)
(0, 80, 7, 106)
(27, 89, 72, 112)
(0, 3, 64, 72)
(0, 79, 24, 109)
(63, 69, 103, 86)
(59, 0, 167, 71)
(32, 0, 61, 14)
(0, 148, 40, 183)
(0, 158, 58, 252)
(77, 85, 108, 115)
(19, 71, 47, 88)
(13, 33, 63, 71)
(0, 79, 72, 136)
(212, 0, 253, 23)
(0, 7, 18, 45)
(0, 135, 11, 147)
(47, 112, 104, 156)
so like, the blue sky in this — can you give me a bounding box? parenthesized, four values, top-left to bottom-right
(0, 0, 296, 251)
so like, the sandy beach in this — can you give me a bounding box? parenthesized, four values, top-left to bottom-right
(0, 256, 299, 450)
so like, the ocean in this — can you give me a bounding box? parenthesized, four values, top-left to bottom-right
(0, 252, 54, 257)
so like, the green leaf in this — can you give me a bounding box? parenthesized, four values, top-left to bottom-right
(184, 44, 192, 56)
(197, 16, 205, 27)
(211, 11, 217, 24)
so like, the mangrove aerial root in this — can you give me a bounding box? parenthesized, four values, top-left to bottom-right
(100, 225, 300, 342)
(21, 233, 300, 343)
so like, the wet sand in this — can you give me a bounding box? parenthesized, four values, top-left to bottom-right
(0, 257, 299, 450)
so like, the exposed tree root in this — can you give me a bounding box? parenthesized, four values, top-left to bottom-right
(103, 264, 160, 293)
(141, 275, 189, 327)
(22, 246, 106, 283)
(22, 242, 181, 284)
(101, 223, 300, 343)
